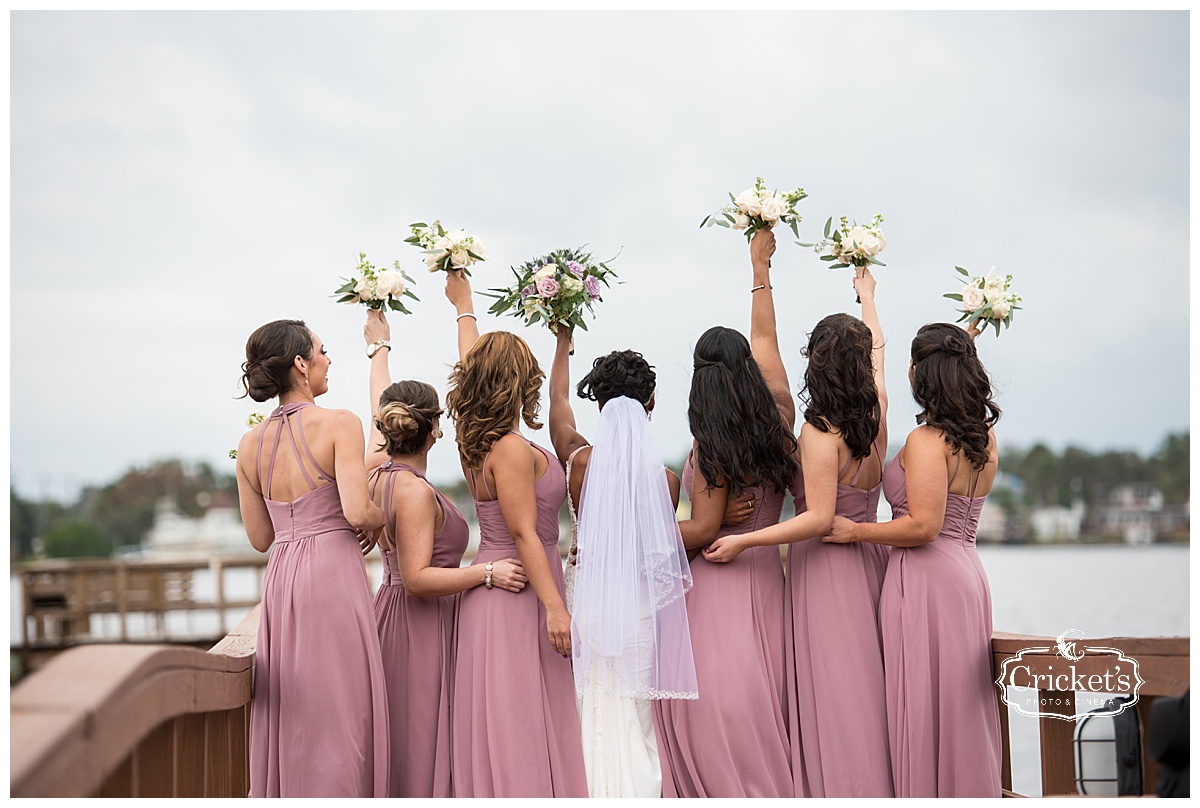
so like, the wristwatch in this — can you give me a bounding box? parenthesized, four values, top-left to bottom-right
(366, 340, 391, 358)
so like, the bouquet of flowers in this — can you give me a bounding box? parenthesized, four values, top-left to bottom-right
(812, 214, 888, 269)
(482, 247, 617, 333)
(229, 412, 265, 460)
(701, 177, 807, 241)
(405, 220, 487, 275)
(944, 266, 1022, 337)
(333, 252, 418, 313)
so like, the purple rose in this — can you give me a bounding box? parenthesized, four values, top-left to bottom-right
(537, 276, 560, 298)
(520, 285, 536, 300)
(584, 276, 601, 300)
(565, 260, 585, 278)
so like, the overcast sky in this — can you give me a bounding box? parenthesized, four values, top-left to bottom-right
(10, 11, 1190, 501)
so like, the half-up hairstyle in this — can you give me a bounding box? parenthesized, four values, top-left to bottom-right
(239, 319, 313, 402)
(577, 349, 656, 409)
(446, 331, 544, 469)
(910, 323, 1001, 470)
(375, 380, 443, 455)
(799, 313, 880, 459)
(687, 326, 797, 498)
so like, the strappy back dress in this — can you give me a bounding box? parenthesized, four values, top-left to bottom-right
(449, 436, 588, 797)
(787, 439, 894, 797)
(370, 461, 469, 797)
(248, 402, 389, 798)
(880, 453, 1002, 797)
(652, 451, 793, 797)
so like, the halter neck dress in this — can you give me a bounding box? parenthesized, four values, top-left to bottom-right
(880, 453, 1003, 797)
(449, 435, 588, 797)
(248, 401, 389, 798)
(787, 439, 894, 797)
(370, 460, 469, 797)
(651, 452, 793, 797)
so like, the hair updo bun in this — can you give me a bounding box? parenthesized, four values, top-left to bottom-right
(239, 320, 313, 402)
(577, 350, 656, 408)
(376, 380, 443, 455)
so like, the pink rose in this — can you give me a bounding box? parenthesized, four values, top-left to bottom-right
(537, 276, 560, 298)
(584, 276, 601, 300)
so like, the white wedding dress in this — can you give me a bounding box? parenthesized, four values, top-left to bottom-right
(566, 445, 663, 798)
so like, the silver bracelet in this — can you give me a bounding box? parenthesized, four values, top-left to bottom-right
(484, 561, 494, 589)
(751, 284, 773, 292)
(457, 312, 477, 321)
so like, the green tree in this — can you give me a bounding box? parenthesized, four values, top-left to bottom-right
(42, 520, 114, 558)
(10, 489, 37, 560)
(1151, 432, 1189, 504)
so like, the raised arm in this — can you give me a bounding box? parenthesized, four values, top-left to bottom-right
(549, 327, 589, 465)
(702, 424, 839, 562)
(827, 426, 948, 548)
(445, 269, 480, 362)
(489, 435, 573, 657)
(392, 477, 526, 597)
(854, 268, 888, 423)
(750, 228, 796, 431)
(364, 309, 392, 469)
(331, 409, 386, 531)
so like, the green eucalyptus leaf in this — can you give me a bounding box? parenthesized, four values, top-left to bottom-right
(955, 266, 970, 277)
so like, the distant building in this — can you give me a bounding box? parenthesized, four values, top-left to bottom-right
(1030, 500, 1086, 543)
(1087, 483, 1186, 545)
(142, 497, 251, 557)
(975, 501, 1009, 544)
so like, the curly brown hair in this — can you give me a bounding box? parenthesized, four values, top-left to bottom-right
(446, 331, 544, 469)
(799, 313, 880, 459)
(910, 323, 1001, 470)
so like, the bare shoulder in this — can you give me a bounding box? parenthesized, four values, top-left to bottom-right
(326, 407, 365, 431)
(906, 425, 952, 457)
(489, 432, 535, 465)
(391, 472, 437, 512)
(800, 421, 840, 448)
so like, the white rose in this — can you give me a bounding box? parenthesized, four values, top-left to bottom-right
(961, 284, 985, 311)
(534, 263, 557, 281)
(561, 275, 584, 294)
(355, 275, 380, 301)
(734, 188, 762, 216)
(874, 230, 887, 252)
(991, 298, 1011, 319)
(450, 249, 470, 269)
(375, 269, 406, 298)
(759, 195, 788, 223)
(424, 253, 442, 273)
(857, 233, 883, 256)
(466, 237, 486, 260)
(846, 226, 869, 252)
(446, 229, 468, 243)
(433, 235, 454, 252)
(732, 213, 750, 230)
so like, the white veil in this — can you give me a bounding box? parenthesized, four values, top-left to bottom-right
(570, 396, 699, 701)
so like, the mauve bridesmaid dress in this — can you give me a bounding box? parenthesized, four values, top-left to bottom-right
(787, 441, 893, 797)
(879, 454, 1003, 797)
(370, 461, 468, 797)
(249, 402, 389, 798)
(450, 437, 588, 797)
(652, 454, 792, 797)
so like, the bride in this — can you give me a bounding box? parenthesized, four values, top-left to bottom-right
(549, 327, 698, 798)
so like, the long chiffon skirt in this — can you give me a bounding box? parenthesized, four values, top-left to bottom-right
(882, 541, 1003, 797)
(652, 546, 792, 797)
(787, 538, 893, 797)
(249, 529, 389, 797)
(450, 540, 588, 797)
(374, 582, 456, 797)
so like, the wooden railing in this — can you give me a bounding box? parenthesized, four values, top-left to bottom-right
(993, 632, 1190, 797)
(9, 620, 1189, 797)
(10, 605, 259, 797)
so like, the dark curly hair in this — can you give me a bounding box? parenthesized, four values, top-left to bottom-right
(239, 319, 313, 402)
(577, 350, 656, 408)
(799, 313, 880, 459)
(910, 323, 1001, 470)
(688, 326, 797, 498)
(375, 380, 443, 456)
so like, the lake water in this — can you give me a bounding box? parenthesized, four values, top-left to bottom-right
(10, 544, 1189, 795)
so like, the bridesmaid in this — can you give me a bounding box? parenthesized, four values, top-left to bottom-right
(827, 322, 1003, 797)
(361, 309, 526, 798)
(443, 271, 588, 797)
(706, 267, 893, 797)
(653, 230, 796, 798)
(548, 329, 696, 798)
(233, 319, 389, 798)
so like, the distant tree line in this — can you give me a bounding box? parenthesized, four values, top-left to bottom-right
(10, 460, 237, 561)
(998, 431, 1188, 509)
